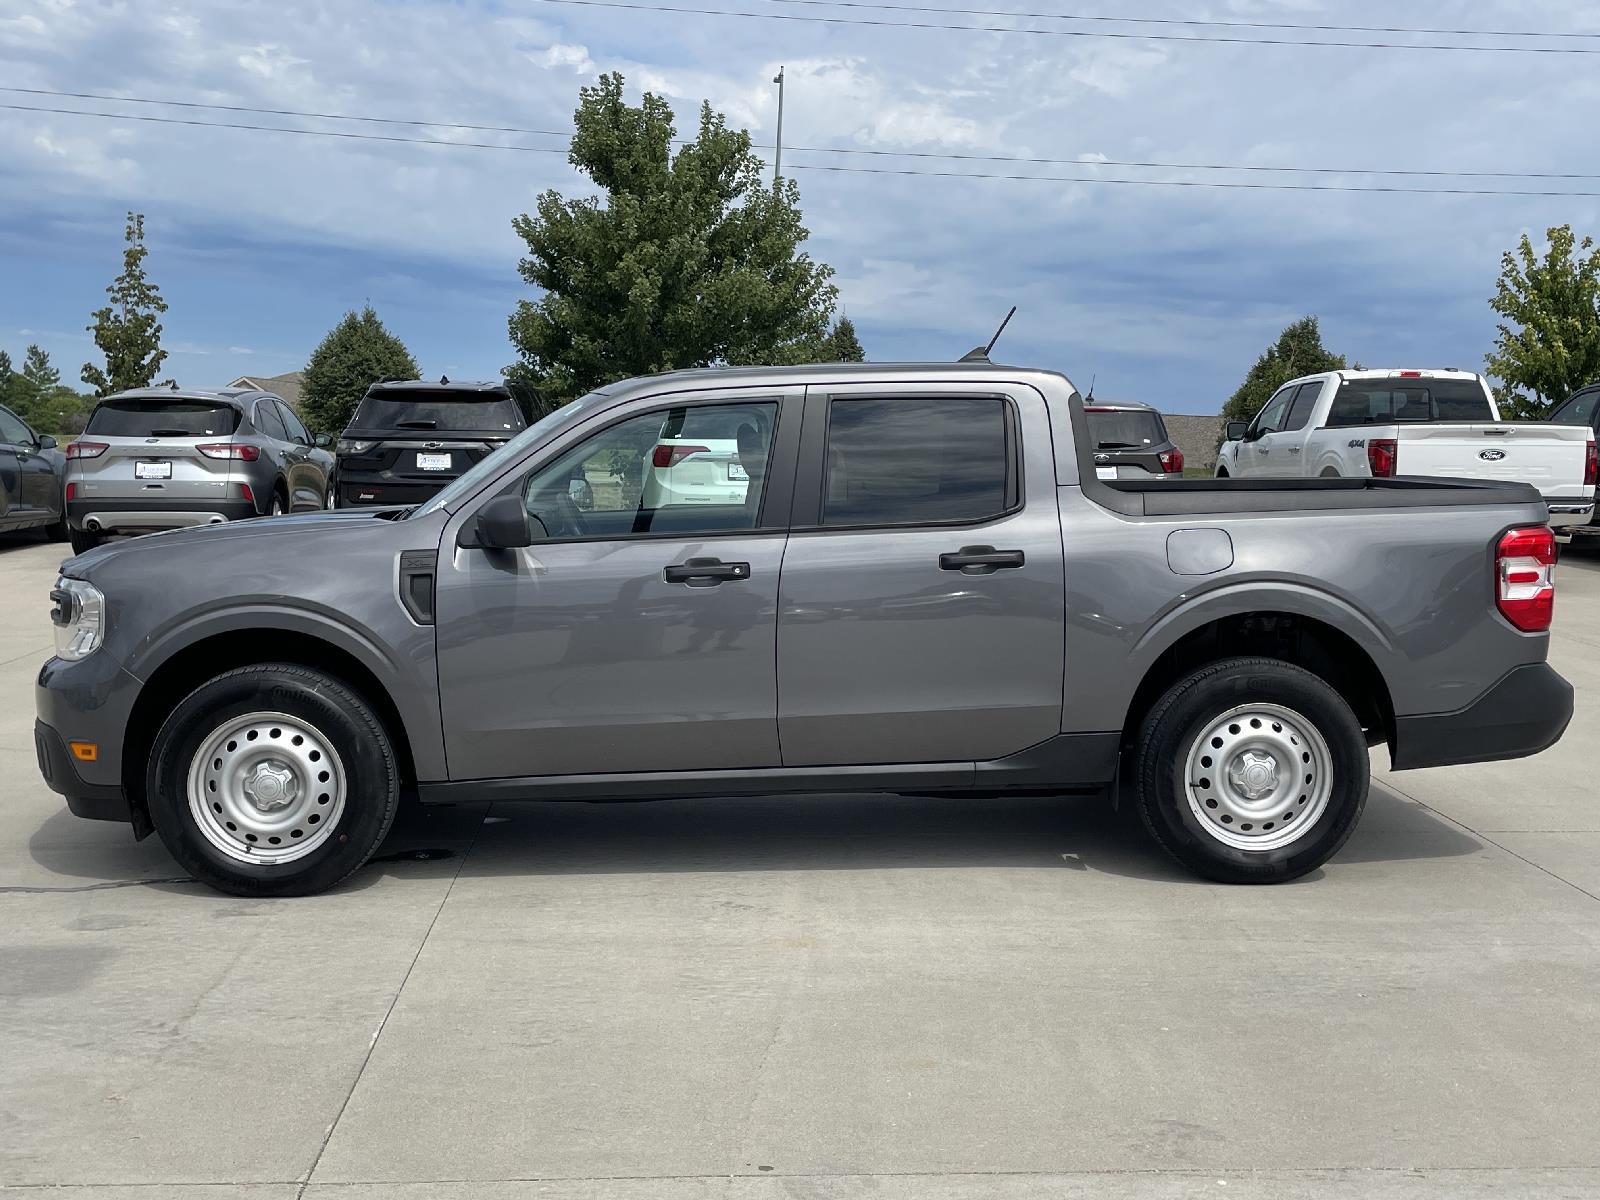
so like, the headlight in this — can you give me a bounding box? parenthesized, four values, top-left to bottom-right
(337, 439, 376, 456)
(50, 578, 105, 662)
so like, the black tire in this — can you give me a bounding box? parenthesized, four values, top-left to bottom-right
(146, 664, 401, 897)
(68, 526, 101, 555)
(1134, 657, 1368, 884)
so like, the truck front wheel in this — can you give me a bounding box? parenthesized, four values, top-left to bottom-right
(146, 664, 401, 896)
(1134, 657, 1368, 883)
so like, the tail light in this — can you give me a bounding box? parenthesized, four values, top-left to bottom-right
(651, 443, 710, 469)
(1367, 438, 1397, 478)
(238, 483, 255, 506)
(1496, 525, 1556, 632)
(1158, 448, 1185, 474)
(65, 482, 76, 502)
(65, 441, 108, 459)
(197, 443, 260, 461)
(1586, 438, 1597, 487)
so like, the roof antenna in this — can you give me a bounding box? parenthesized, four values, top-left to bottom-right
(959, 305, 1016, 363)
(439, 374, 450, 385)
(1085, 372, 1096, 402)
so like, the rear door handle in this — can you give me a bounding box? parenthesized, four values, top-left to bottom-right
(939, 546, 1025, 575)
(664, 557, 751, 585)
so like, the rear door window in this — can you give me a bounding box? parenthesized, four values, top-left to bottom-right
(350, 390, 525, 433)
(1550, 389, 1600, 428)
(85, 400, 239, 437)
(822, 396, 1011, 527)
(1284, 382, 1321, 431)
(254, 400, 288, 442)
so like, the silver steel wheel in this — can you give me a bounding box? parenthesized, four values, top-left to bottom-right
(1183, 702, 1333, 852)
(186, 711, 348, 866)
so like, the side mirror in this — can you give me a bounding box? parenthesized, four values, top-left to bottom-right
(314, 432, 334, 449)
(1225, 422, 1249, 443)
(36, 434, 57, 450)
(460, 494, 539, 550)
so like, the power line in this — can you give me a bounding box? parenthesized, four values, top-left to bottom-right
(746, 0, 1600, 40)
(7, 86, 1599, 181)
(8, 101, 1600, 196)
(523, 0, 1600, 52)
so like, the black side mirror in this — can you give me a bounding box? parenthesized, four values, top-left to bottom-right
(1225, 422, 1249, 442)
(314, 432, 334, 449)
(460, 494, 540, 550)
(36, 434, 57, 450)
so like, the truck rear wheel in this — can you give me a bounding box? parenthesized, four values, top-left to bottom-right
(146, 664, 400, 896)
(1134, 657, 1368, 883)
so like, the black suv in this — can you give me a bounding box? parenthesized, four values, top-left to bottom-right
(1082, 401, 1184, 479)
(333, 379, 527, 507)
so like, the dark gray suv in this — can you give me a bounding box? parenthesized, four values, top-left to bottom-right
(65, 386, 336, 554)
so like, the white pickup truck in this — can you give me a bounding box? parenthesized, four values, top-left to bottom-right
(1215, 369, 1597, 529)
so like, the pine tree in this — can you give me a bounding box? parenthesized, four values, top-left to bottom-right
(1220, 317, 1348, 432)
(824, 316, 865, 362)
(300, 306, 420, 433)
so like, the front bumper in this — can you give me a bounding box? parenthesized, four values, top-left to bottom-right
(35, 654, 145, 832)
(68, 497, 259, 533)
(1390, 662, 1573, 770)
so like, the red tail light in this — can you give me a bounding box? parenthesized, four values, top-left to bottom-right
(1586, 438, 1597, 487)
(1158, 448, 1185, 474)
(1367, 438, 1398, 478)
(65, 482, 76, 502)
(197, 443, 260, 461)
(1496, 526, 1556, 632)
(65, 441, 108, 459)
(651, 443, 710, 469)
(238, 483, 255, 506)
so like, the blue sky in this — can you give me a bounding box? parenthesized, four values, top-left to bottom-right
(2, 0, 1597, 413)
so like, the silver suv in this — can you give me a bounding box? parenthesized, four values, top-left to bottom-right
(65, 386, 335, 554)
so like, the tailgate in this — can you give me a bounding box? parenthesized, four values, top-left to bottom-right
(73, 437, 235, 502)
(1396, 424, 1592, 499)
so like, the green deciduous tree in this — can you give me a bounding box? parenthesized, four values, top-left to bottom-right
(300, 306, 420, 433)
(1220, 316, 1348, 434)
(824, 315, 866, 362)
(508, 73, 841, 402)
(1485, 225, 1600, 419)
(82, 213, 168, 397)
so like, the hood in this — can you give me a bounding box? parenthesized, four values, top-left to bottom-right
(61, 508, 414, 579)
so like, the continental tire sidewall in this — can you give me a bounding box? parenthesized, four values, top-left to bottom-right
(1138, 658, 1369, 883)
(147, 666, 399, 896)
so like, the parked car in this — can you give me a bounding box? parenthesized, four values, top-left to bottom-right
(1084, 401, 1184, 479)
(37, 362, 1572, 896)
(333, 378, 526, 507)
(1215, 369, 1597, 529)
(1546, 380, 1600, 541)
(0, 402, 67, 541)
(64, 386, 335, 555)
(639, 402, 769, 507)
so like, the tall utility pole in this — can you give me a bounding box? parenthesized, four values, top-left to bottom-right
(772, 66, 785, 184)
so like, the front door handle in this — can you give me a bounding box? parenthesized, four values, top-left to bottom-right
(664, 557, 751, 585)
(939, 546, 1025, 575)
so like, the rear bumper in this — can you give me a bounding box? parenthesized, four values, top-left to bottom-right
(336, 473, 452, 507)
(1545, 500, 1595, 530)
(1390, 662, 1573, 770)
(68, 498, 259, 532)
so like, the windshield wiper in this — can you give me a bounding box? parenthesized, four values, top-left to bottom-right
(396, 419, 439, 430)
(147, 428, 194, 437)
(1095, 441, 1142, 449)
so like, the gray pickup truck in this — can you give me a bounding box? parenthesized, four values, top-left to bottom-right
(36, 362, 1573, 896)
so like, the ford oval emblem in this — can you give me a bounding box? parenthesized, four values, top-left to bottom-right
(1479, 449, 1506, 461)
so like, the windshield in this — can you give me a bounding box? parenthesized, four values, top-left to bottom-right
(409, 387, 618, 517)
(1327, 378, 1494, 426)
(85, 399, 239, 437)
(348, 390, 525, 434)
(1086, 408, 1165, 449)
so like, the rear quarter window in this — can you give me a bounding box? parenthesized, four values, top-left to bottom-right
(85, 400, 239, 437)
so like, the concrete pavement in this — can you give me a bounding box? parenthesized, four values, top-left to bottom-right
(2, 528, 1598, 1198)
